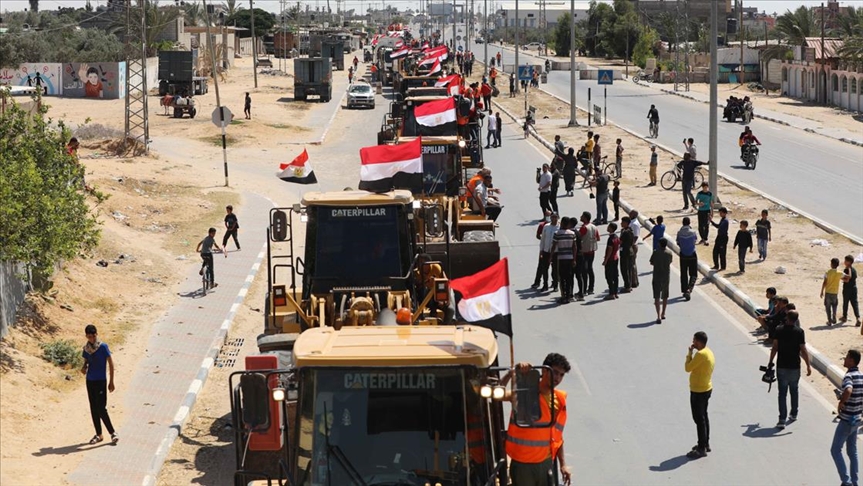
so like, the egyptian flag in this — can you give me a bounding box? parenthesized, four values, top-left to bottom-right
(414, 97, 456, 135)
(435, 74, 461, 95)
(391, 45, 410, 58)
(428, 45, 448, 61)
(421, 41, 430, 51)
(359, 137, 423, 193)
(371, 34, 381, 46)
(418, 56, 437, 68)
(450, 259, 512, 337)
(427, 58, 442, 75)
(277, 148, 317, 184)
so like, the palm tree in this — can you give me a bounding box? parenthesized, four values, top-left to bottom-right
(110, 0, 180, 56)
(183, 2, 208, 26)
(831, 6, 863, 38)
(221, 0, 243, 19)
(775, 6, 818, 48)
(837, 36, 863, 65)
(28, 0, 38, 12)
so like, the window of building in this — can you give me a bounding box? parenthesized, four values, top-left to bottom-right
(851, 77, 858, 94)
(841, 76, 848, 93)
(832, 73, 839, 92)
(782, 67, 788, 82)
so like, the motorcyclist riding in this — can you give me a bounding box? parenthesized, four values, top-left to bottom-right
(739, 126, 761, 158)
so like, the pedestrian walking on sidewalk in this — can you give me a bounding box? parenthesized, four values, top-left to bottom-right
(578, 212, 600, 295)
(650, 238, 673, 323)
(733, 220, 753, 273)
(677, 217, 699, 301)
(756, 209, 772, 260)
(81, 324, 118, 445)
(244, 92, 251, 119)
(822, 257, 843, 326)
(602, 222, 620, 300)
(619, 217, 634, 293)
(841, 255, 861, 327)
(223, 205, 240, 251)
(532, 213, 559, 292)
(769, 310, 811, 430)
(696, 183, 714, 245)
(685, 331, 714, 459)
(710, 207, 729, 270)
(679, 153, 706, 210)
(648, 145, 658, 186)
(831, 348, 862, 486)
(549, 163, 561, 214)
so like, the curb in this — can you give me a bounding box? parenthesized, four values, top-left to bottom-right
(283, 68, 356, 146)
(657, 87, 862, 147)
(141, 246, 267, 486)
(495, 94, 849, 389)
(533, 85, 863, 246)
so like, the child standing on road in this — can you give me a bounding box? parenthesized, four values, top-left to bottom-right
(755, 209, 772, 260)
(611, 180, 621, 221)
(648, 145, 658, 186)
(223, 205, 240, 251)
(733, 220, 753, 273)
(821, 257, 843, 326)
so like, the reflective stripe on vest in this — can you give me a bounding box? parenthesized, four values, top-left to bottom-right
(505, 389, 566, 464)
(467, 414, 487, 464)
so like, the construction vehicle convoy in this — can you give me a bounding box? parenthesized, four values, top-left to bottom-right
(227, 35, 552, 486)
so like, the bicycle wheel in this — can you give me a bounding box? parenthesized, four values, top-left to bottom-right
(602, 163, 618, 179)
(660, 171, 677, 190)
(693, 170, 705, 186)
(202, 274, 208, 296)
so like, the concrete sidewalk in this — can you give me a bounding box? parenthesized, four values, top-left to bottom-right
(486, 42, 863, 147)
(67, 192, 271, 486)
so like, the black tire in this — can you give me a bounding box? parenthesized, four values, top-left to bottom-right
(602, 163, 618, 179)
(189, 108, 197, 118)
(173, 107, 182, 118)
(660, 171, 677, 190)
(693, 170, 705, 186)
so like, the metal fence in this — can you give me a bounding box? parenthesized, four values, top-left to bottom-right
(0, 261, 29, 339)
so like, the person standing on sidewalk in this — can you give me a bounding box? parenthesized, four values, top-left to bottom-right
(677, 217, 699, 301)
(619, 217, 634, 293)
(553, 217, 577, 304)
(532, 213, 559, 292)
(755, 209, 772, 260)
(695, 183, 714, 245)
(643, 215, 666, 250)
(614, 138, 624, 178)
(678, 153, 706, 211)
(578, 212, 600, 296)
(537, 164, 552, 216)
(769, 310, 812, 430)
(485, 110, 497, 149)
(602, 222, 620, 300)
(592, 134, 603, 175)
(841, 255, 861, 327)
(223, 205, 240, 251)
(685, 331, 714, 459)
(563, 147, 577, 197)
(733, 220, 753, 273)
(710, 207, 729, 270)
(650, 237, 673, 323)
(81, 324, 118, 445)
(495, 112, 503, 148)
(648, 145, 659, 186)
(549, 163, 561, 214)
(585, 131, 595, 169)
(611, 180, 620, 221)
(822, 257, 843, 326)
(628, 210, 641, 289)
(831, 348, 863, 486)
(591, 172, 611, 225)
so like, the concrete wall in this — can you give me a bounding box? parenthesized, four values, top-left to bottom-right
(61, 62, 126, 99)
(0, 63, 63, 95)
(0, 261, 29, 339)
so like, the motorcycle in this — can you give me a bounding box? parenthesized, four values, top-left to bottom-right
(741, 141, 759, 170)
(724, 102, 743, 122)
(742, 101, 754, 124)
(632, 70, 653, 83)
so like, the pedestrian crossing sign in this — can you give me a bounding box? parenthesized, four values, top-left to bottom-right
(518, 65, 534, 81)
(598, 69, 613, 85)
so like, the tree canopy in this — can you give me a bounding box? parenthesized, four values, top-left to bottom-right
(226, 8, 276, 33)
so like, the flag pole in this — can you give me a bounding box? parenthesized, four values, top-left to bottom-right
(505, 257, 514, 368)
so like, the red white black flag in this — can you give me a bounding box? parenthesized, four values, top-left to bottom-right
(277, 148, 317, 184)
(450, 258, 513, 337)
(359, 137, 423, 193)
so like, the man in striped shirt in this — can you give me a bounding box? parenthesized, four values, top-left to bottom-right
(552, 217, 577, 304)
(832, 349, 863, 486)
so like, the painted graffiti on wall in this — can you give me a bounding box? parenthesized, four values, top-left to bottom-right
(62, 62, 126, 99)
(0, 64, 63, 95)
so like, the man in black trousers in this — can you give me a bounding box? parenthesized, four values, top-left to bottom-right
(677, 217, 699, 301)
(710, 207, 729, 271)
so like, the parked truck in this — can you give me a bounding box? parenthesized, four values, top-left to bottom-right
(310, 34, 346, 70)
(293, 57, 332, 102)
(157, 50, 208, 96)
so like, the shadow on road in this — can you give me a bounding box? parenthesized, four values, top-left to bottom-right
(33, 441, 109, 456)
(741, 423, 792, 438)
(628, 320, 659, 329)
(648, 454, 690, 472)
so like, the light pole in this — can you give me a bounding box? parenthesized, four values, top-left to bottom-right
(514, 0, 519, 93)
(484, 0, 488, 74)
(709, 0, 718, 203)
(567, 2, 577, 126)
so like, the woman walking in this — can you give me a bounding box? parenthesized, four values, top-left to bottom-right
(81, 324, 118, 445)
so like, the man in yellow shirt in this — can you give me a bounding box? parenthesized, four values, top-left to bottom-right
(822, 257, 843, 325)
(685, 331, 715, 459)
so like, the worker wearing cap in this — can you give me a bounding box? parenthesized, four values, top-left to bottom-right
(504, 353, 572, 486)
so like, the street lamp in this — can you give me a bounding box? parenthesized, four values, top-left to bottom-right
(567, 3, 577, 126)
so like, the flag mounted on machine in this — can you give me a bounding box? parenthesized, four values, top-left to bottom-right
(421, 41, 430, 51)
(414, 97, 457, 135)
(428, 58, 442, 75)
(359, 137, 423, 193)
(434, 74, 462, 95)
(277, 148, 317, 185)
(390, 45, 410, 58)
(450, 258, 513, 337)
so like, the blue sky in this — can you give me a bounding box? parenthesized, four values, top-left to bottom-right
(3, 0, 863, 17)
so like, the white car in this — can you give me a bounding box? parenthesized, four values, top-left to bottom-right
(524, 42, 545, 50)
(346, 82, 375, 109)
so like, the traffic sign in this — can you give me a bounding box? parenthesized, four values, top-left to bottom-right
(457, 45, 464, 51)
(518, 65, 534, 81)
(457, 35, 462, 41)
(211, 106, 233, 127)
(598, 69, 613, 85)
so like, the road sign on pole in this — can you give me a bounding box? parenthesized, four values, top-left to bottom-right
(212, 106, 233, 127)
(598, 69, 613, 85)
(518, 65, 534, 81)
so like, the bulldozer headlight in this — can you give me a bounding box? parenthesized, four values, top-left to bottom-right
(480, 385, 493, 398)
(272, 387, 286, 402)
(492, 386, 506, 400)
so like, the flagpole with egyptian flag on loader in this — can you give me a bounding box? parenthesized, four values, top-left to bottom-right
(276, 148, 318, 184)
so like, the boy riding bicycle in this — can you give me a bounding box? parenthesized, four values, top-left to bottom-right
(196, 227, 224, 288)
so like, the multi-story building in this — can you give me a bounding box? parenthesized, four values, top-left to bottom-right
(495, 1, 589, 29)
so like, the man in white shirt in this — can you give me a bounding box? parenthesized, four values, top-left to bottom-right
(472, 174, 502, 221)
(683, 138, 697, 160)
(532, 213, 559, 291)
(628, 210, 641, 288)
(538, 164, 552, 217)
(486, 112, 498, 149)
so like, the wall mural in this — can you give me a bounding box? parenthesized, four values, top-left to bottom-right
(62, 62, 126, 99)
(0, 63, 63, 95)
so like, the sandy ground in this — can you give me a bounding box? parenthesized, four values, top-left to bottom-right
(0, 55, 337, 485)
(486, 82, 863, 375)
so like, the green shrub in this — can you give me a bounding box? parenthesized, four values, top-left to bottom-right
(41, 339, 83, 369)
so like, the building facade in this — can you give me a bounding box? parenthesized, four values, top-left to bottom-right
(781, 38, 862, 112)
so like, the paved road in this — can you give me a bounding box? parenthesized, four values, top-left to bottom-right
(460, 35, 863, 239)
(467, 110, 840, 483)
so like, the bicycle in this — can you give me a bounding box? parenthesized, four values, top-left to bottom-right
(600, 157, 622, 180)
(649, 119, 659, 138)
(200, 253, 215, 296)
(661, 162, 705, 191)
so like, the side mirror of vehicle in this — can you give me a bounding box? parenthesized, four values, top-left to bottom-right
(512, 366, 555, 428)
(240, 373, 271, 432)
(271, 210, 288, 242)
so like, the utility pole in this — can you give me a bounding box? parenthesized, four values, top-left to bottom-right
(674, 0, 680, 91)
(684, 0, 690, 91)
(484, 0, 488, 73)
(820, 1, 825, 105)
(709, 0, 718, 204)
(203, 0, 230, 187)
(452, 0, 456, 50)
(514, 0, 519, 93)
(567, 0, 577, 126)
(738, 0, 744, 85)
(250, 0, 258, 88)
(123, 0, 149, 154)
